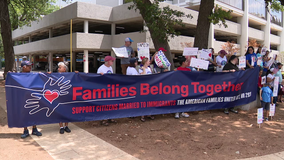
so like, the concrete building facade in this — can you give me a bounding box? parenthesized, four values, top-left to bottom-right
(12, 0, 284, 73)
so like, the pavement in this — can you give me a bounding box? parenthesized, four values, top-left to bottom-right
(1, 69, 284, 160)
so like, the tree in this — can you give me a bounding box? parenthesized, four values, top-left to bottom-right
(0, 0, 59, 79)
(194, 0, 231, 49)
(128, 0, 191, 70)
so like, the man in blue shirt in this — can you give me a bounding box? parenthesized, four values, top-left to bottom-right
(120, 37, 134, 75)
(260, 83, 274, 121)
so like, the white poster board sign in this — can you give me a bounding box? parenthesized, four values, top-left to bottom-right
(239, 56, 246, 69)
(251, 56, 256, 66)
(273, 77, 279, 97)
(199, 49, 212, 60)
(257, 56, 262, 66)
(257, 108, 263, 124)
(137, 42, 150, 62)
(190, 58, 209, 70)
(267, 58, 274, 68)
(154, 50, 171, 68)
(269, 104, 275, 117)
(112, 47, 128, 58)
(261, 47, 267, 55)
(261, 76, 266, 85)
(183, 48, 198, 56)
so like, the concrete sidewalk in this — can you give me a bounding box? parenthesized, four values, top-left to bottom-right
(34, 123, 139, 160)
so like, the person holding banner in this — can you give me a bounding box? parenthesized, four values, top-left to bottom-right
(222, 55, 239, 114)
(57, 62, 72, 134)
(260, 83, 274, 121)
(98, 56, 115, 75)
(139, 58, 155, 121)
(245, 46, 257, 69)
(97, 56, 118, 126)
(126, 58, 139, 75)
(20, 61, 42, 138)
(216, 50, 228, 72)
(120, 37, 135, 75)
(175, 56, 190, 119)
(258, 70, 263, 94)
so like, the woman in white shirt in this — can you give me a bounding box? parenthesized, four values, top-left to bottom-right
(139, 58, 154, 122)
(126, 58, 139, 75)
(216, 50, 228, 72)
(139, 57, 152, 75)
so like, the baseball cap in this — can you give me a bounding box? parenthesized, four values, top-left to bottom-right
(104, 56, 116, 62)
(21, 61, 32, 67)
(130, 58, 138, 64)
(219, 50, 227, 55)
(125, 37, 134, 42)
(158, 47, 167, 52)
(277, 62, 283, 66)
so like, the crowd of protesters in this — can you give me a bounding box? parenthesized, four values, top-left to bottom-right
(17, 37, 283, 139)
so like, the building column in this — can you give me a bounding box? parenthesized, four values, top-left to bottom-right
(49, 29, 53, 38)
(84, 20, 88, 33)
(48, 53, 53, 72)
(83, 50, 89, 73)
(118, 0, 123, 5)
(111, 23, 116, 73)
(279, 12, 284, 52)
(237, 0, 249, 56)
(208, 23, 214, 49)
(28, 36, 32, 43)
(261, 6, 271, 50)
(32, 55, 35, 70)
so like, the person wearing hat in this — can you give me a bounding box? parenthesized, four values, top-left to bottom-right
(126, 58, 139, 75)
(222, 55, 240, 114)
(120, 37, 135, 75)
(20, 61, 43, 138)
(245, 46, 257, 69)
(150, 47, 168, 73)
(216, 50, 228, 72)
(97, 56, 116, 75)
(57, 62, 72, 134)
(97, 56, 117, 126)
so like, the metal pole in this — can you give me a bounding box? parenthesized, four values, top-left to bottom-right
(70, 19, 73, 72)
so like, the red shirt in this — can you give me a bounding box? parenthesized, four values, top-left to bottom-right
(177, 67, 191, 71)
(258, 76, 263, 88)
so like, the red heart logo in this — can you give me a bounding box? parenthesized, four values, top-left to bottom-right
(140, 56, 146, 60)
(44, 90, 59, 104)
(209, 53, 212, 57)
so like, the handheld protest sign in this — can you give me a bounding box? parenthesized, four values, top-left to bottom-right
(112, 47, 128, 58)
(269, 104, 275, 120)
(257, 108, 263, 128)
(261, 76, 266, 85)
(190, 58, 209, 70)
(261, 47, 267, 55)
(239, 56, 246, 69)
(137, 42, 150, 62)
(183, 48, 198, 56)
(154, 50, 171, 68)
(199, 49, 212, 60)
(273, 77, 279, 97)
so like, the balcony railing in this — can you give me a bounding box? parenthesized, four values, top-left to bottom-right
(248, 0, 266, 19)
(270, 10, 282, 26)
(217, 0, 243, 10)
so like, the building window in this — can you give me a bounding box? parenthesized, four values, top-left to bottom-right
(248, 0, 266, 19)
(270, 10, 282, 26)
(217, 0, 243, 10)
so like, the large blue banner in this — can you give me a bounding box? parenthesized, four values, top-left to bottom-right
(6, 68, 258, 127)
